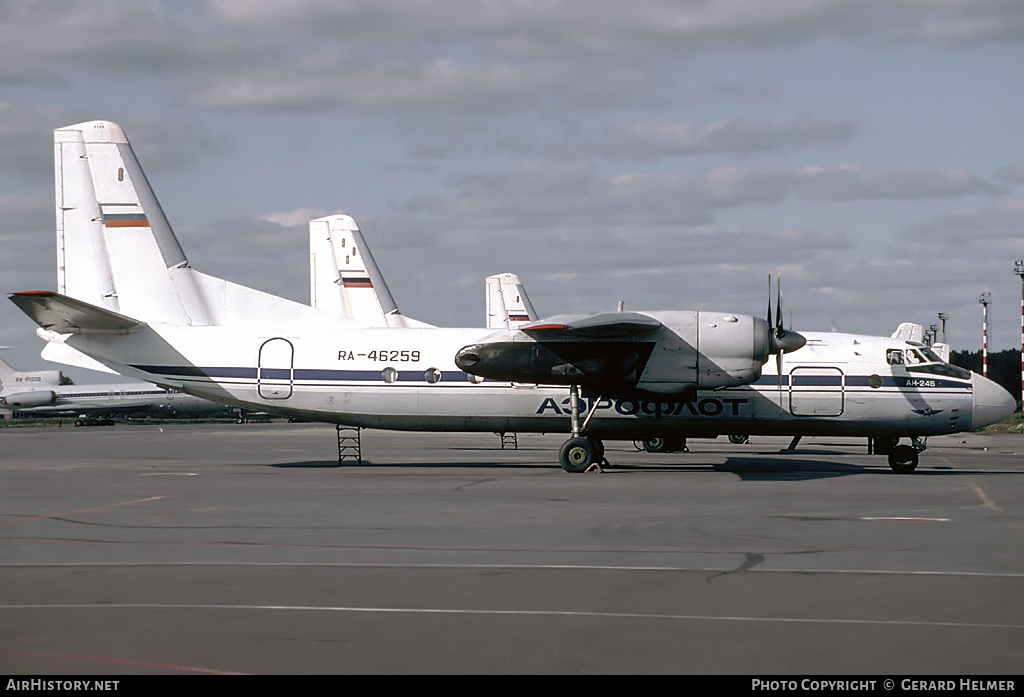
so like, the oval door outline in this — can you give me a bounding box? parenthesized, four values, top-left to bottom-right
(258, 337, 294, 400)
(788, 366, 844, 417)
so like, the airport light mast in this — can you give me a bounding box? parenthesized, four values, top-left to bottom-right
(1016, 260, 1024, 405)
(937, 312, 948, 344)
(979, 292, 990, 378)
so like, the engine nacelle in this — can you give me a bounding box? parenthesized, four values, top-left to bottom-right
(635, 311, 772, 393)
(1, 390, 57, 408)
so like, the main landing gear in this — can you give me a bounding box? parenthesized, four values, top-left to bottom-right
(640, 437, 687, 453)
(74, 417, 115, 427)
(558, 385, 606, 473)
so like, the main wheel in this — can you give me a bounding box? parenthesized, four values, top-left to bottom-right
(888, 444, 919, 473)
(642, 437, 684, 453)
(560, 437, 597, 473)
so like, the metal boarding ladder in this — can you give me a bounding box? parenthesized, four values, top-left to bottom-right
(500, 432, 518, 449)
(336, 425, 362, 465)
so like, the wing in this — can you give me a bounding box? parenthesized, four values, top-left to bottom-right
(9, 291, 144, 334)
(519, 312, 662, 338)
(456, 312, 664, 389)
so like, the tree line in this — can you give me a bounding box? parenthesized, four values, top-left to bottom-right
(950, 349, 1021, 407)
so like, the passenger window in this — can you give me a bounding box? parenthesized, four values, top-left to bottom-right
(886, 349, 904, 365)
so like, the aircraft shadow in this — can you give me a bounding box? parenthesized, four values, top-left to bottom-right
(713, 456, 869, 481)
(270, 460, 556, 469)
(268, 457, 1022, 478)
(599, 456, 871, 481)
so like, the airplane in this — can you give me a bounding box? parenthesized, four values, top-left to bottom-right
(9, 120, 1015, 474)
(0, 354, 233, 425)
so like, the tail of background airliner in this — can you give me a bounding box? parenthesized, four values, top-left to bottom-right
(51, 121, 344, 330)
(486, 273, 538, 329)
(0, 350, 64, 389)
(309, 214, 433, 327)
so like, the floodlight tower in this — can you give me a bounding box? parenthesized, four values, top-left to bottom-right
(937, 312, 948, 344)
(979, 292, 991, 378)
(1016, 260, 1024, 403)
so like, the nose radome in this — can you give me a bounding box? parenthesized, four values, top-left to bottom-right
(972, 373, 1016, 429)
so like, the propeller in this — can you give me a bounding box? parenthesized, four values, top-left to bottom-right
(766, 272, 806, 356)
(766, 272, 807, 405)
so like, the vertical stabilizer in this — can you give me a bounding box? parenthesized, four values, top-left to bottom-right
(309, 215, 432, 327)
(891, 323, 924, 343)
(53, 121, 206, 325)
(486, 273, 538, 328)
(0, 350, 64, 389)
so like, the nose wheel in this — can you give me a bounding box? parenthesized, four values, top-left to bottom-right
(887, 444, 919, 473)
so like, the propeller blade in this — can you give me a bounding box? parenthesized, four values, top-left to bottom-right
(775, 273, 783, 334)
(776, 351, 784, 411)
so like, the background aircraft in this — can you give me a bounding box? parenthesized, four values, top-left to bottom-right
(1, 353, 233, 425)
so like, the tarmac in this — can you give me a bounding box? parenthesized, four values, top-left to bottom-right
(1, 422, 1022, 674)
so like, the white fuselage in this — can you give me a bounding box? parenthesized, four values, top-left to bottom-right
(63, 323, 1006, 440)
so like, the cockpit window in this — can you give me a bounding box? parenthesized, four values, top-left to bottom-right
(896, 345, 971, 379)
(907, 349, 928, 365)
(908, 362, 972, 379)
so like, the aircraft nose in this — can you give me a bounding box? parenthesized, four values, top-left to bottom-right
(971, 373, 1016, 429)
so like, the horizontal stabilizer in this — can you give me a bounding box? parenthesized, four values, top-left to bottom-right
(10, 291, 144, 334)
(37, 329, 119, 374)
(521, 312, 662, 339)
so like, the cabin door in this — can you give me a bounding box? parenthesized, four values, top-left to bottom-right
(258, 338, 294, 399)
(789, 367, 844, 416)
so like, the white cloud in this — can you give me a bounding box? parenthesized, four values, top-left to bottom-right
(3, 1, 1022, 114)
(258, 208, 342, 228)
(397, 161, 1004, 230)
(0, 104, 228, 178)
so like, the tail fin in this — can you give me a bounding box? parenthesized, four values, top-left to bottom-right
(0, 348, 64, 388)
(52, 121, 346, 331)
(309, 215, 433, 327)
(54, 121, 200, 325)
(486, 273, 538, 329)
(891, 322, 924, 343)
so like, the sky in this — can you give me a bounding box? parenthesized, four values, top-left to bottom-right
(2, 0, 1024, 382)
